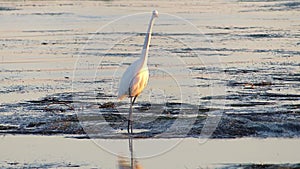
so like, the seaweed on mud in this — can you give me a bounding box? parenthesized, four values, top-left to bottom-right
(201, 95, 230, 100)
(272, 49, 300, 56)
(41, 42, 56, 45)
(188, 108, 300, 138)
(98, 103, 183, 136)
(242, 33, 284, 38)
(207, 26, 258, 30)
(0, 85, 25, 94)
(281, 104, 300, 110)
(26, 93, 75, 112)
(0, 85, 57, 95)
(0, 125, 18, 130)
(0, 92, 87, 135)
(238, 0, 283, 2)
(96, 92, 115, 100)
(280, 122, 300, 133)
(139, 116, 176, 129)
(202, 91, 300, 101)
(178, 47, 300, 57)
(1, 88, 300, 138)
(260, 92, 300, 101)
(265, 2, 300, 11)
(214, 118, 257, 138)
(237, 113, 299, 137)
(221, 163, 300, 169)
(1, 161, 81, 169)
(0, 113, 85, 135)
(26, 121, 46, 128)
(224, 68, 259, 74)
(135, 103, 152, 111)
(102, 113, 127, 129)
(104, 52, 139, 57)
(31, 12, 72, 16)
(239, 1, 300, 12)
(273, 74, 300, 82)
(99, 102, 115, 108)
(180, 47, 247, 53)
(0, 7, 18, 11)
(227, 80, 274, 87)
(227, 101, 275, 107)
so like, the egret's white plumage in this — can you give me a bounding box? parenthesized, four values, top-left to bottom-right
(117, 59, 149, 100)
(117, 10, 158, 133)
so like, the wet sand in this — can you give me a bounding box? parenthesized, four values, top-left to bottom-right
(0, 0, 300, 168)
(1, 135, 300, 168)
(0, 0, 299, 138)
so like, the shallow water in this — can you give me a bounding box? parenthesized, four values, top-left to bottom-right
(1, 135, 300, 169)
(0, 0, 299, 139)
(0, 0, 299, 168)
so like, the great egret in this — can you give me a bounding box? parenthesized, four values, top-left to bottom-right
(118, 10, 158, 134)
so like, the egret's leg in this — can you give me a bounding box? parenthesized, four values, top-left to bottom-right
(127, 96, 138, 134)
(130, 96, 137, 134)
(132, 96, 137, 105)
(128, 96, 133, 134)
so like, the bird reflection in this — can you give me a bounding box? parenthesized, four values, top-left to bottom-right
(118, 137, 144, 169)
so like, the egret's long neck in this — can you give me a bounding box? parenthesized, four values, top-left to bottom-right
(141, 16, 156, 67)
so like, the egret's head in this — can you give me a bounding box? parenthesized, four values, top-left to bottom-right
(152, 10, 158, 18)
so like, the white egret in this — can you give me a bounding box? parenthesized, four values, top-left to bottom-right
(118, 10, 158, 134)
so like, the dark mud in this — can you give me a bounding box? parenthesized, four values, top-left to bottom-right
(220, 163, 300, 169)
(0, 90, 299, 139)
(0, 161, 81, 169)
(239, 0, 300, 12)
(0, 7, 18, 11)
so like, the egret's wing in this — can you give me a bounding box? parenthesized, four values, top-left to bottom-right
(117, 60, 141, 99)
(130, 68, 149, 97)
